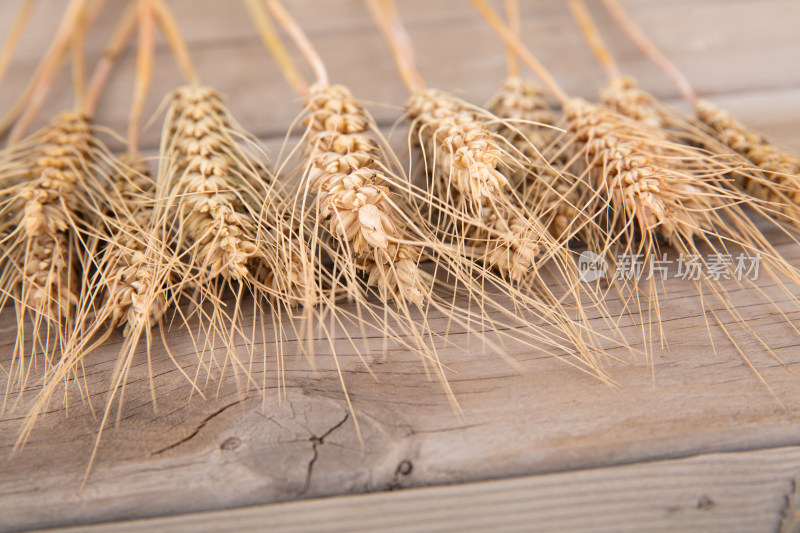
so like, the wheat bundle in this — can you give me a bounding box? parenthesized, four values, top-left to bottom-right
(473, 0, 800, 384)
(592, 0, 800, 229)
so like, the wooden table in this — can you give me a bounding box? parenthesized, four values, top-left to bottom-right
(2, 1, 800, 531)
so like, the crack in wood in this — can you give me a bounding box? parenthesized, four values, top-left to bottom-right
(779, 476, 800, 532)
(152, 400, 244, 455)
(301, 413, 349, 496)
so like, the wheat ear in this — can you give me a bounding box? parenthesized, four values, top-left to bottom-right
(94, 155, 168, 334)
(695, 100, 800, 219)
(562, 98, 800, 356)
(157, 83, 326, 394)
(579, 0, 800, 226)
(473, 0, 800, 396)
(14, 154, 188, 450)
(160, 85, 258, 281)
(406, 89, 549, 281)
(303, 83, 427, 305)
(488, 76, 585, 241)
(0, 111, 101, 398)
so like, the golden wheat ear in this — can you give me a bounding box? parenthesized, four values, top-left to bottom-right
(487, 76, 593, 244)
(558, 97, 800, 367)
(13, 153, 204, 449)
(485, 77, 625, 335)
(361, 0, 625, 377)
(0, 110, 120, 404)
(580, 0, 800, 233)
(694, 99, 800, 228)
(299, 83, 429, 306)
(153, 83, 330, 397)
(404, 89, 626, 377)
(468, 0, 800, 397)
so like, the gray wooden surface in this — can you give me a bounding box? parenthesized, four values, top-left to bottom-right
(1, 0, 800, 531)
(43, 446, 800, 533)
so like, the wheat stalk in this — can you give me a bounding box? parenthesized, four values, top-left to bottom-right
(160, 84, 320, 309)
(407, 89, 511, 207)
(560, 97, 800, 369)
(488, 76, 557, 169)
(469, 0, 800, 378)
(155, 83, 332, 400)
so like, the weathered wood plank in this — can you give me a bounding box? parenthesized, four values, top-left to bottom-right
(1, 1, 800, 531)
(2, 227, 800, 532)
(39, 446, 800, 533)
(0, 0, 797, 148)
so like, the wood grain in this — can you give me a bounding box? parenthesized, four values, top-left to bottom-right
(0, 0, 798, 148)
(1, 0, 800, 531)
(42, 446, 800, 533)
(2, 228, 800, 531)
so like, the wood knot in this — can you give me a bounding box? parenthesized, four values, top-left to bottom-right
(220, 437, 241, 451)
(396, 460, 413, 476)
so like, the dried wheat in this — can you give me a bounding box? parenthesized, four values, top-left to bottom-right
(303, 82, 426, 304)
(406, 89, 545, 281)
(14, 154, 173, 447)
(160, 85, 259, 282)
(695, 99, 800, 217)
(407, 88, 511, 207)
(488, 76, 584, 240)
(0, 110, 116, 399)
(487, 76, 557, 181)
(97, 154, 166, 335)
(156, 83, 325, 395)
(562, 98, 706, 245)
(600, 76, 670, 131)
